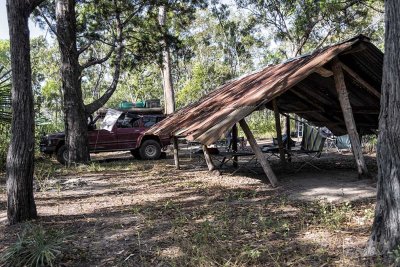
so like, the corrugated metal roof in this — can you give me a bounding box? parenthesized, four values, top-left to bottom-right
(146, 35, 383, 145)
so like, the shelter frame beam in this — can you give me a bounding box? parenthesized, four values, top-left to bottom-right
(332, 58, 369, 178)
(239, 119, 278, 187)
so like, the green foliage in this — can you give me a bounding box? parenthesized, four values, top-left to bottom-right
(246, 110, 277, 138)
(391, 244, 400, 265)
(0, 127, 9, 171)
(0, 44, 11, 170)
(363, 134, 378, 153)
(235, 0, 384, 57)
(176, 62, 231, 107)
(0, 224, 68, 267)
(300, 201, 354, 230)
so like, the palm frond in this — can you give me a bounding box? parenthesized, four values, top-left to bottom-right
(0, 66, 11, 124)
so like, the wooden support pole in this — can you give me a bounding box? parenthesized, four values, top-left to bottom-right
(340, 61, 381, 99)
(332, 58, 369, 178)
(272, 99, 285, 163)
(232, 124, 238, 168)
(202, 144, 216, 171)
(173, 136, 180, 170)
(286, 116, 291, 150)
(239, 119, 278, 187)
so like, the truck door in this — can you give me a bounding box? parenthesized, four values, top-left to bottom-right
(88, 115, 119, 151)
(115, 113, 142, 149)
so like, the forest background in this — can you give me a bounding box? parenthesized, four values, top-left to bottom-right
(0, 0, 385, 170)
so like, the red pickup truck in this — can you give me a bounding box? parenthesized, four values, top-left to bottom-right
(40, 110, 171, 165)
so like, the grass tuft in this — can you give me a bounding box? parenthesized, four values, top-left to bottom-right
(1, 223, 68, 267)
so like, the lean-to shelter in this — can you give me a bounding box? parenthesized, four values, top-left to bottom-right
(146, 35, 383, 186)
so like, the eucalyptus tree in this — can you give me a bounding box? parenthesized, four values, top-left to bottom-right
(235, 0, 384, 58)
(365, 0, 400, 259)
(6, 0, 44, 224)
(174, 6, 263, 107)
(36, 0, 206, 165)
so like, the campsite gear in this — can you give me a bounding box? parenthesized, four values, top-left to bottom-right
(119, 101, 134, 110)
(336, 134, 351, 150)
(292, 124, 327, 171)
(145, 99, 161, 108)
(273, 134, 296, 148)
(135, 101, 145, 108)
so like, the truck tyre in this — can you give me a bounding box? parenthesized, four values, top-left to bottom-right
(130, 149, 142, 159)
(139, 140, 161, 160)
(56, 145, 68, 165)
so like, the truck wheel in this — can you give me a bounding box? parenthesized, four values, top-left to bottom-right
(139, 140, 161, 160)
(56, 145, 68, 165)
(130, 149, 142, 159)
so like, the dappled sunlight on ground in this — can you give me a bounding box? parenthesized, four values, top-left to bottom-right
(0, 151, 379, 266)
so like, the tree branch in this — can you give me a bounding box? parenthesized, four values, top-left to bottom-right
(29, 0, 45, 13)
(85, 0, 124, 115)
(77, 41, 93, 55)
(80, 44, 115, 70)
(36, 7, 63, 44)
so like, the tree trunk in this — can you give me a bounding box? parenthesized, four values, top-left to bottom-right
(365, 0, 400, 257)
(158, 5, 175, 115)
(6, 0, 38, 224)
(56, 0, 90, 165)
(158, 5, 179, 169)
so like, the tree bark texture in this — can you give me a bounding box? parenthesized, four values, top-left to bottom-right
(158, 5, 175, 115)
(332, 58, 369, 178)
(6, 0, 38, 224)
(366, 0, 400, 257)
(56, 0, 90, 165)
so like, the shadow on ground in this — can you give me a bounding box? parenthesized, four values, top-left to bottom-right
(0, 151, 379, 266)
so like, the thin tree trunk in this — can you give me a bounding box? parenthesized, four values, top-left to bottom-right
(56, 0, 90, 165)
(365, 0, 400, 257)
(158, 6, 175, 115)
(6, 0, 38, 224)
(158, 5, 179, 169)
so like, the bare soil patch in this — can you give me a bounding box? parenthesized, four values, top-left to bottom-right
(0, 151, 379, 266)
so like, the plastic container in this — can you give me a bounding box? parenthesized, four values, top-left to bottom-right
(119, 101, 133, 109)
(135, 101, 145, 108)
(145, 99, 161, 108)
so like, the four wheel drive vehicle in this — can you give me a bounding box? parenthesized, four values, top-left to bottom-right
(40, 111, 171, 165)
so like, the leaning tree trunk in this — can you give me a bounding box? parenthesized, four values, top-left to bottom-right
(6, 0, 38, 224)
(56, 0, 90, 165)
(365, 0, 400, 257)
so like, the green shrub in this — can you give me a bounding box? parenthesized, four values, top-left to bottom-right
(245, 110, 276, 138)
(0, 125, 10, 171)
(1, 224, 68, 267)
(363, 134, 378, 153)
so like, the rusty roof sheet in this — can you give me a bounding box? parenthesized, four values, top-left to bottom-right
(147, 35, 382, 145)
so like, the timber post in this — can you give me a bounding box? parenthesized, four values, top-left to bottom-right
(332, 58, 369, 178)
(173, 137, 180, 170)
(202, 144, 216, 172)
(239, 119, 278, 187)
(232, 124, 238, 167)
(272, 99, 285, 163)
(286, 115, 291, 150)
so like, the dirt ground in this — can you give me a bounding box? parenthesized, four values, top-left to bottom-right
(0, 149, 380, 266)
